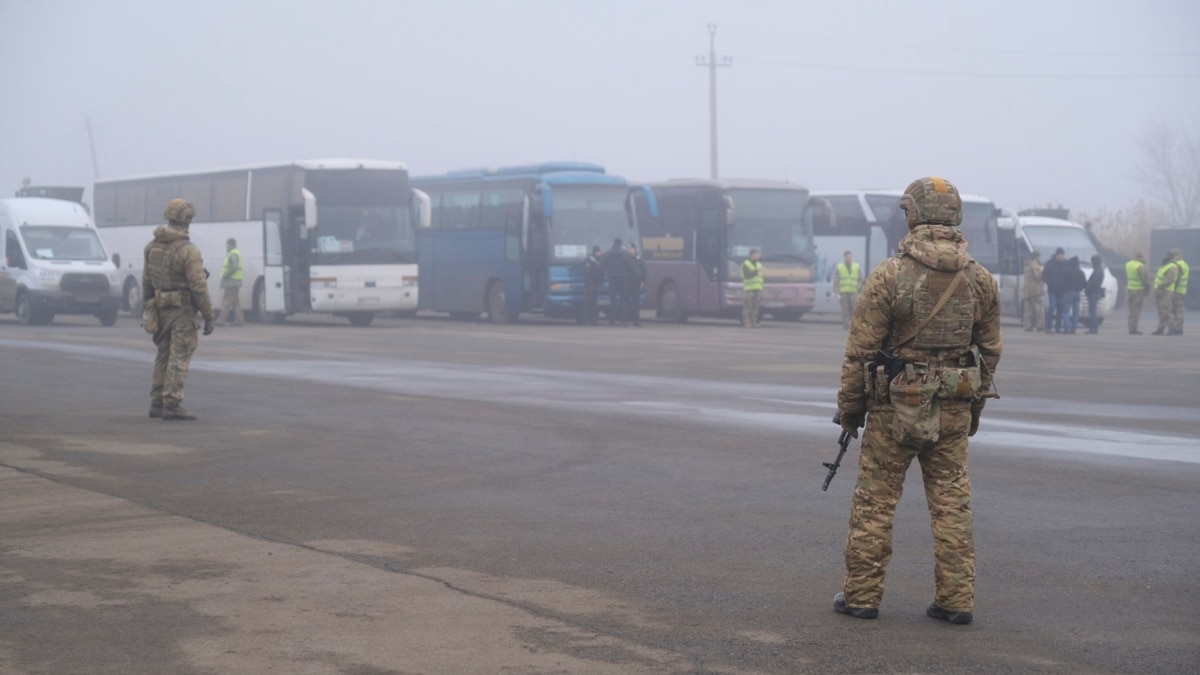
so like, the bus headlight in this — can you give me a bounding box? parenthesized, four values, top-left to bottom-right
(107, 272, 120, 283)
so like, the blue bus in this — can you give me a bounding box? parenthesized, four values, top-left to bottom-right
(413, 163, 647, 322)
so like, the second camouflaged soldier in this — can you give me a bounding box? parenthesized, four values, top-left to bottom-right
(143, 199, 215, 420)
(1168, 248, 1188, 335)
(1125, 252, 1150, 334)
(1022, 250, 1045, 332)
(833, 177, 1002, 625)
(1152, 251, 1180, 336)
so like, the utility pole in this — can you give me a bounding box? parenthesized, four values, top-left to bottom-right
(85, 116, 101, 180)
(696, 24, 732, 180)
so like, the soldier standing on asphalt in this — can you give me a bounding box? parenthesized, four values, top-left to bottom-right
(833, 177, 1002, 625)
(1168, 248, 1188, 335)
(627, 243, 645, 327)
(143, 199, 215, 420)
(1152, 252, 1180, 336)
(835, 251, 862, 330)
(603, 238, 632, 326)
(582, 245, 604, 325)
(1022, 250, 1045, 332)
(220, 238, 244, 326)
(742, 248, 764, 328)
(1125, 252, 1150, 335)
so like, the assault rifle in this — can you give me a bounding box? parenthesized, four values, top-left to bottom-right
(822, 413, 855, 491)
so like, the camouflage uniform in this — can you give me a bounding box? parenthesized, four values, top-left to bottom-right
(835, 177, 1002, 618)
(1022, 253, 1045, 331)
(1168, 249, 1187, 335)
(143, 200, 215, 418)
(1153, 255, 1179, 335)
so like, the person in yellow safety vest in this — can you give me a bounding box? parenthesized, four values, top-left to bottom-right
(835, 251, 863, 329)
(1151, 252, 1179, 335)
(1168, 248, 1188, 336)
(1125, 252, 1151, 334)
(220, 238, 244, 326)
(742, 248, 764, 328)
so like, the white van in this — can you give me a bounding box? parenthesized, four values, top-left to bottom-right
(0, 197, 122, 325)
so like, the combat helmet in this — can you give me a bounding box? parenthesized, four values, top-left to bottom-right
(164, 198, 196, 225)
(899, 176, 962, 227)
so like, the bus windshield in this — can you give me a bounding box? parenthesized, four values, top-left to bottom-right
(20, 226, 108, 261)
(311, 206, 417, 265)
(726, 189, 813, 262)
(548, 186, 631, 260)
(961, 202, 998, 266)
(1024, 225, 1099, 263)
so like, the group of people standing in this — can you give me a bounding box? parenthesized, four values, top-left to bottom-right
(1023, 247, 1189, 335)
(582, 238, 645, 326)
(1022, 248, 1109, 334)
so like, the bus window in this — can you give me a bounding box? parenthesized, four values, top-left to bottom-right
(438, 189, 482, 229)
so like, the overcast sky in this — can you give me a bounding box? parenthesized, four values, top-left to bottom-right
(3, 0, 1198, 215)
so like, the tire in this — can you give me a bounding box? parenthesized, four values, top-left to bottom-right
(658, 281, 686, 322)
(347, 312, 374, 327)
(15, 293, 34, 326)
(97, 308, 119, 327)
(485, 282, 507, 323)
(124, 279, 142, 316)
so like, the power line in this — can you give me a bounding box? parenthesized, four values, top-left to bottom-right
(737, 57, 1200, 80)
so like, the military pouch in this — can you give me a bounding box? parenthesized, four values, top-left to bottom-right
(141, 303, 159, 335)
(155, 290, 187, 309)
(888, 364, 942, 444)
(938, 365, 981, 401)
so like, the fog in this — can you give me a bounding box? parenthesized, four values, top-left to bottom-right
(2, 0, 1198, 214)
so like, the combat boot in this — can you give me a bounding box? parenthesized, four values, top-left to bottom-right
(1129, 329, 1143, 335)
(833, 592, 878, 619)
(926, 602, 973, 625)
(1152, 328, 1164, 335)
(149, 401, 163, 418)
(161, 404, 196, 421)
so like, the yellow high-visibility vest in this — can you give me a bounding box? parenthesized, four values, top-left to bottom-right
(742, 260, 764, 292)
(836, 261, 861, 294)
(1125, 259, 1146, 292)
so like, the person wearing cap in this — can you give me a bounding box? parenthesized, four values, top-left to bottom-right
(1124, 252, 1150, 334)
(1041, 247, 1069, 333)
(1022, 250, 1045, 332)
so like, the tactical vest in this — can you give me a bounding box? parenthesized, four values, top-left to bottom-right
(892, 259, 976, 356)
(146, 235, 194, 308)
(742, 260, 763, 291)
(1154, 262, 1178, 291)
(836, 262, 861, 294)
(1125, 259, 1146, 291)
(222, 248, 243, 281)
(1174, 260, 1189, 295)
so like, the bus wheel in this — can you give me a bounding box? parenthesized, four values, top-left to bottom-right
(97, 308, 119, 327)
(348, 312, 374, 327)
(124, 279, 142, 316)
(658, 281, 686, 322)
(486, 282, 506, 323)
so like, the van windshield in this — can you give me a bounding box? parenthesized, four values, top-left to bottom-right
(20, 226, 108, 261)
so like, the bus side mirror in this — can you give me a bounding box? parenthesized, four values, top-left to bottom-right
(723, 194, 735, 227)
(302, 189, 318, 230)
(414, 189, 431, 228)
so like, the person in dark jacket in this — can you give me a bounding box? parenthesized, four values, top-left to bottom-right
(1041, 247, 1068, 333)
(581, 245, 605, 325)
(626, 243, 645, 326)
(602, 238, 632, 326)
(1084, 254, 1106, 334)
(1061, 256, 1087, 333)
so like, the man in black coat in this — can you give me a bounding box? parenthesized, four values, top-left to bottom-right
(1041, 247, 1068, 333)
(626, 243, 645, 326)
(602, 238, 632, 326)
(582, 245, 605, 325)
(1084, 254, 1106, 333)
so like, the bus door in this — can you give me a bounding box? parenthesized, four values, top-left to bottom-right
(695, 193, 726, 311)
(262, 209, 289, 313)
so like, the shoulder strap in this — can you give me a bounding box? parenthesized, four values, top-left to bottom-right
(891, 266, 969, 350)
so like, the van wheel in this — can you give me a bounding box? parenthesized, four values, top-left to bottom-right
(16, 293, 34, 325)
(124, 279, 142, 316)
(347, 312, 374, 327)
(97, 308, 119, 327)
(486, 282, 507, 323)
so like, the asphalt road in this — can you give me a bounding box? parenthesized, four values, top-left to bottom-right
(1, 309, 1197, 674)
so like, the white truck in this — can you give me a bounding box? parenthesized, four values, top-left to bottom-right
(0, 195, 122, 325)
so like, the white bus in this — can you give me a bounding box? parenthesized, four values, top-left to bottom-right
(996, 214, 1117, 327)
(94, 160, 429, 326)
(809, 189, 1000, 315)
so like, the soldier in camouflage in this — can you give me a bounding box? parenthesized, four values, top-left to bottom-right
(143, 199, 215, 420)
(832, 177, 1002, 625)
(1151, 251, 1179, 336)
(1022, 250, 1045, 332)
(1168, 248, 1187, 335)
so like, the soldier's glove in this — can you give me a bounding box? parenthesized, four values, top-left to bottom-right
(835, 411, 865, 439)
(203, 318, 215, 336)
(969, 400, 986, 437)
